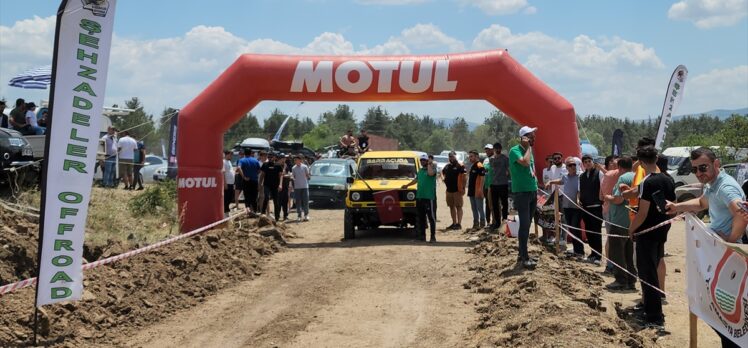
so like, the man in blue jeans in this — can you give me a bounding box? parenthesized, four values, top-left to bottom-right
(101, 126, 117, 187)
(509, 126, 539, 269)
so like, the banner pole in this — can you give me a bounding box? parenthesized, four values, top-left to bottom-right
(689, 311, 697, 348)
(32, 307, 39, 345)
(554, 188, 560, 255)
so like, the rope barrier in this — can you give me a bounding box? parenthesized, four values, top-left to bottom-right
(0, 210, 247, 297)
(558, 225, 681, 303)
(559, 224, 630, 238)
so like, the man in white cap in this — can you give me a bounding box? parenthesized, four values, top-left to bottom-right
(509, 126, 539, 269)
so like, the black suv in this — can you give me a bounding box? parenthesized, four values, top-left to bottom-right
(0, 128, 36, 184)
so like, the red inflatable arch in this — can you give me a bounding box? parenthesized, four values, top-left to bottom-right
(177, 50, 579, 232)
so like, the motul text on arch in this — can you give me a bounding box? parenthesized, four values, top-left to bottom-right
(178, 177, 218, 189)
(290, 60, 458, 94)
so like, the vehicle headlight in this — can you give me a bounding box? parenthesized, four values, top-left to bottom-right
(406, 191, 415, 200)
(351, 192, 361, 201)
(332, 184, 346, 190)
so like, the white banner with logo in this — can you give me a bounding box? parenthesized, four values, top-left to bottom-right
(655, 65, 688, 150)
(37, 0, 117, 306)
(686, 214, 748, 346)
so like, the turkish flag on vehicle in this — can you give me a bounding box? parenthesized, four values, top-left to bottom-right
(374, 190, 402, 224)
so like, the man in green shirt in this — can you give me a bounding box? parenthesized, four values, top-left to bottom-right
(603, 156, 636, 291)
(509, 126, 539, 269)
(403, 153, 437, 242)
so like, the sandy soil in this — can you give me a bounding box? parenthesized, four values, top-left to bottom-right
(599, 219, 722, 347)
(128, 200, 479, 347)
(1, 186, 724, 347)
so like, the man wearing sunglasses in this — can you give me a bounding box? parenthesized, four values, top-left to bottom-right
(665, 147, 746, 348)
(666, 147, 747, 243)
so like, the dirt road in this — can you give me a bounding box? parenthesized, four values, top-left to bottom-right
(125, 193, 722, 347)
(128, 202, 479, 347)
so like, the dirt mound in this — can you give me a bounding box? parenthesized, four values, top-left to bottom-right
(464, 232, 658, 348)
(0, 213, 291, 347)
(0, 208, 39, 286)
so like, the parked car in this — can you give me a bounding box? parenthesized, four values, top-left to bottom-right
(0, 127, 37, 185)
(439, 150, 467, 165)
(432, 155, 448, 174)
(308, 158, 357, 207)
(140, 155, 167, 184)
(153, 165, 170, 182)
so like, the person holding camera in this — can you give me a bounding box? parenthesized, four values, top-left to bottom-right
(627, 145, 675, 330)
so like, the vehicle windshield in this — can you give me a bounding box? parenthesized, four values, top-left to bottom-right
(665, 155, 686, 170)
(358, 157, 417, 180)
(310, 162, 349, 177)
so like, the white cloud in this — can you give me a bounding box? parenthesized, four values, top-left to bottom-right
(0, 16, 743, 124)
(668, 0, 748, 28)
(682, 65, 748, 112)
(460, 0, 535, 15)
(471, 24, 669, 118)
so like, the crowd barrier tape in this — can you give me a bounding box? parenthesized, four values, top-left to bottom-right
(0, 211, 247, 297)
(559, 225, 677, 302)
(559, 213, 685, 238)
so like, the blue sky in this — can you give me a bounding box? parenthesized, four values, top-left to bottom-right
(1, 0, 746, 124)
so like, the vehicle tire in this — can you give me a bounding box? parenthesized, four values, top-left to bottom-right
(344, 208, 355, 240)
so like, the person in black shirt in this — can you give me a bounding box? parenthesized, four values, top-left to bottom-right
(628, 145, 675, 330)
(260, 153, 284, 221)
(442, 151, 466, 230)
(580, 154, 604, 264)
(357, 129, 370, 154)
(278, 155, 292, 220)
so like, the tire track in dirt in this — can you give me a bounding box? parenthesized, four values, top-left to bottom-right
(129, 207, 479, 348)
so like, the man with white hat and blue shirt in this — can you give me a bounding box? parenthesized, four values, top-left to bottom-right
(509, 126, 539, 269)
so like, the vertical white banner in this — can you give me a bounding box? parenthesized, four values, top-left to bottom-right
(686, 214, 748, 346)
(36, 0, 117, 306)
(654, 65, 688, 150)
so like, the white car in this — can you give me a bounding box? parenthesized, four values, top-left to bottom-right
(432, 155, 448, 173)
(140, 155, 167, 184)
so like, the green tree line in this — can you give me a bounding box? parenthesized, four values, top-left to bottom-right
(109, 98, 748, 161)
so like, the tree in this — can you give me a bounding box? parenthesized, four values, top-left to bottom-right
(154, 107, 179, 155)
(302, 124, 336, 151)
(422, 129, 452, 154)
(109, 97, 158, 151)
(319, 104, 357, 136)
(263, 108, 289, 138)
(450, 117, 470, 150)
(360, 106, 392, 135)
(224, 112, 263, 148)
(717, 115, 748, 161)
(286, 116, 315, 140)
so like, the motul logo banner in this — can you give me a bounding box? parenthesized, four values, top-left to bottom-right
(290, 60, 458, 94)
(178, 177, 218, 189)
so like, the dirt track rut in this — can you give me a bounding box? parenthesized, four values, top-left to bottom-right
(128, 206, 478, 348)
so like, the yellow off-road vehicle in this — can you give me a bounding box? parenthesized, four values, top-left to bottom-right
(344, 151, 421, 239)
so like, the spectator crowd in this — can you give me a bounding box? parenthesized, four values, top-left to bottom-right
(402, 125, 747, 341)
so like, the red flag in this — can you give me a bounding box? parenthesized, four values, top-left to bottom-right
(374, 190, 402, 224)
